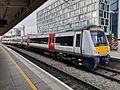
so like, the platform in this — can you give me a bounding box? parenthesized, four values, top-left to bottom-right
(0, 44, 73, 90)
(110, 51, 120, 59)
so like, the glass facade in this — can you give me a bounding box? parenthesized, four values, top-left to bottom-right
(37, 0, 110, 35)
(99, 0, 110, 34)
(110, 0, 118, 37)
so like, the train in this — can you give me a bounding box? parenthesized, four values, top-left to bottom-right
(2, 25, 110, 70)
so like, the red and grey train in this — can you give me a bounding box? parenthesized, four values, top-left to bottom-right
(2, 25, 110, 70)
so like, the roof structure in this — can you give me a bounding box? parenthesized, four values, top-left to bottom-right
(0, 0, 47, 36)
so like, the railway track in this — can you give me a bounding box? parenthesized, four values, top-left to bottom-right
(103, 57, 120, 71)
(92, 66, 120, 83)
(110, 58, 120, 63)
(6, 45, 99, 90)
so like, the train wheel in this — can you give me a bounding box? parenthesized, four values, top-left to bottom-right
(56, 53, 62, 61)
(74, 59, 82, 67)
(74, 59, 79, 66)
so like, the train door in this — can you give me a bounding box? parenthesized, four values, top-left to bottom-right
(75, 32, 81, 55)
(48, 34, 55, 52)
(27, 35, 30, 47)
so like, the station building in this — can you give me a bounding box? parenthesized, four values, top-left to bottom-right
(110, 0, 118, 37)
(36, 0, 110, 35)
(109, 0, 120, 52)
(118, 0, 120, 52)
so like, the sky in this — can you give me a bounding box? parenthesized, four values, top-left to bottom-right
(5, 0, 57, 36)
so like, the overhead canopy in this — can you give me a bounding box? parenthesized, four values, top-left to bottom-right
(0, 0, 47, 36)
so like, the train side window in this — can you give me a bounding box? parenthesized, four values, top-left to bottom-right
(76, 34, 80, 47)
(30, 38, 48, 44)
(56, 36, 73, 46)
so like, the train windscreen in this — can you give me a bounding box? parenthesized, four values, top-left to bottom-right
(90, 31, 108, 46)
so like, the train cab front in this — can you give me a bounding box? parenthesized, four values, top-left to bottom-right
(90, 30, 110, 65)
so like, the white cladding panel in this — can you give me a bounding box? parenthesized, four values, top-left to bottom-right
(82, 30, 97, 56)
(29, 43, 48, 49)
(55, 45, 74, 53)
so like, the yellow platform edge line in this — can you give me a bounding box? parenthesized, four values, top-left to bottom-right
(3, 47, 38, 90)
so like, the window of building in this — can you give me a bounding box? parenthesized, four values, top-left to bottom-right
(101, 3, 105, 10)
(104, 26, 107, 32)
(79, 8, 82, 14)
(91, 3, 95, 11)
(71, 11, 74, 16)
(107, 5, 109, 11)
(105, 20, 109, 25)
(79, 1, 82, 7)
(53, 27, 57, 32)
(87, 0, 92, 5)
(74, 22, 79, 27)
(76, 2, 79, 8)
(58, 25, 64, 30)
(74, 9, 79, 15)
(79, 15, 83, 21)
(107, 12, 109, 18)
(87, 19, 91, 24)
(93, 0, 97, 2)
(99, 10, 103, 17)
(81, 0, 85, 6)
(83, 7, 87, 13)
(83, 20, 87, 25)
(101, 18, 104, 25)
(104, 12, 106, 18)
(73, 4, 76, 10)
(104, 0, 108, 4)
(92, 11, 97, 18)
(64, 23, 71, 29)
(87, 4, 91, 12)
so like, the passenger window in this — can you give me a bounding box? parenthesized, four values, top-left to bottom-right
(56, 36, 73, 46)
(30, 38, 48, 44)
(76, 34, 80, 47)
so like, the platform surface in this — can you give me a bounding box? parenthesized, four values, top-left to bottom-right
(110, 51, 120, 59)
(0, 44, 73, 90)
